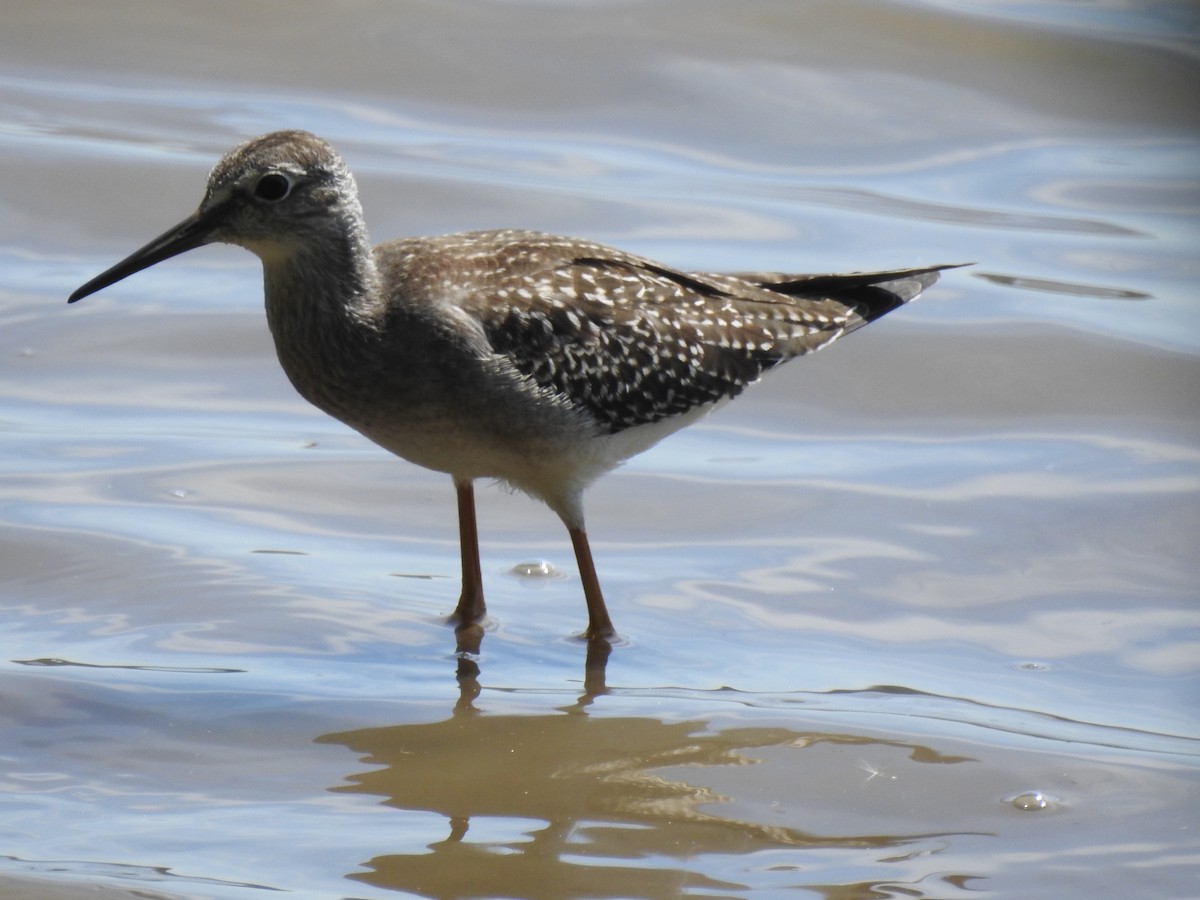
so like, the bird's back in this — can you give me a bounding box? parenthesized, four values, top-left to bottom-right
(374, 230, 952, 438)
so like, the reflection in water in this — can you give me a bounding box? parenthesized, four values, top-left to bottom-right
(454, 622, 612, 704)
(319, 632, 979, 898)
(788, 184, 1146, 237)
(0, 854, 282, 893)
(12, 657, 245, 673)
(974, 271, 1152, 300)
(811, 873, 987, 899)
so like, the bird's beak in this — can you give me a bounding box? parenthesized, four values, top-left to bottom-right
(68, 205, 225, 304)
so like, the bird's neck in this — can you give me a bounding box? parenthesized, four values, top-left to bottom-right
(260, 219, 387, 417)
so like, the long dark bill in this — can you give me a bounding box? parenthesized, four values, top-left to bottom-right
(68, 207, 223, 304)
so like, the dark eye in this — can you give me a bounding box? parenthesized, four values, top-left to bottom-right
(254, 173, 292, 202)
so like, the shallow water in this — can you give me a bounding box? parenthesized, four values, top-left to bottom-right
(2, 1, 1198, 898)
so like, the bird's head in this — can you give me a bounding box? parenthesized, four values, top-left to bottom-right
(69, 130, 362, 303)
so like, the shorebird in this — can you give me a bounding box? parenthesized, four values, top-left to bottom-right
(69, 130, 958, 640)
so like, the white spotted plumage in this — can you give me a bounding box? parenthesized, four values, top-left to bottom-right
(376, 228, 943, 445)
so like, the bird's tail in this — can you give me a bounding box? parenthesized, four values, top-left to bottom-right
(758, 263, 968, 328)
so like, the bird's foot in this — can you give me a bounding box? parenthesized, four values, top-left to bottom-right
(447, 590, 486, 630)
(454, 621, 484, 657)
(576, 616, 617, 643)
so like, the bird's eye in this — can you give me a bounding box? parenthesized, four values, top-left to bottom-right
(254, 173, 292, 202)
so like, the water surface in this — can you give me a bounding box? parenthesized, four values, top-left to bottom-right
(2, 1, 1198, 898)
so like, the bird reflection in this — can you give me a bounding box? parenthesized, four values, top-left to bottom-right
(453, 622, 612, 711)
(318, 657, 977, 899)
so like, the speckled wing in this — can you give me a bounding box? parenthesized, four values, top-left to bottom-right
(412, 231, 951, 435)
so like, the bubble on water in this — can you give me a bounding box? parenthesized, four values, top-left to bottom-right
(1013, 661, 1053, 671)
(511, 559, 559, 578)
(1005, 790, 1061, 812)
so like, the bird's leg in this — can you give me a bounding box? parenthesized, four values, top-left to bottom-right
(450, 478, 486, 628)
(568, 526, 615, 640)
(583, 636, 611, 699)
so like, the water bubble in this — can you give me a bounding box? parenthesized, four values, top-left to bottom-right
(1005, 790, 1061, 812)
(511, 559, 559, 578)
